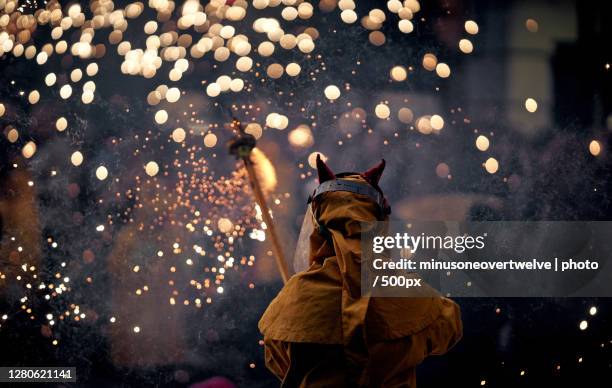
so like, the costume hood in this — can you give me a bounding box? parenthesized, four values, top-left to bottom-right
(260, 157, 454, 345)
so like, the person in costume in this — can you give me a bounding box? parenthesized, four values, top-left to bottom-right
(259, 155, 462, 387)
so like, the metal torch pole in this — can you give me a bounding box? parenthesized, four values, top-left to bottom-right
(228, 118, 290, 284)
(242, 155, 290, 284)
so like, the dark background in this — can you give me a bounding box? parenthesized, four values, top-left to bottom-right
(1, 0, 611, 387)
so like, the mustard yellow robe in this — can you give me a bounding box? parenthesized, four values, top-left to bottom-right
(259, 176, 462, 387)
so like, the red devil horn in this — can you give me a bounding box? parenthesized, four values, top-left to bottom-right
(363, 159, 386, 185)
(316, 154, 335, 183)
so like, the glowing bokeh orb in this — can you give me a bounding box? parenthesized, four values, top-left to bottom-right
(525, 98, 538, 113)
(324, 85, 341, 100)
(204, 133, 218, 148)
(484, 158, 499, 174)
(286, 62, 301, 76)
(422, 53, 437, 71)
(6, 127, 18, 143)
(398, 107, 414, 123)
(172, 127, 186, 143)
(266, 113, 289, 129)
(526, 18, 539, 33)
(155, 109, 168, 124)
(86, 63, 99, 76)
(267, 63, 284, 79)
(236, 56, 253, 72)
(22, 141, 37, 158)
(369, 31, 386, 46)
(258, 41, 275, 56)
(96, 166, 108, 180)
(459, 39, 473, 54)
(230, 78, 244, 92)
(206, 83, 221, 97)
(297, 38, 315, 53)
(145, 161, 159, 176)
(476, 135, 490, 151)
(214, 47, 230, 61)
(56, 117, 68, 132)
(70, 69, 82, 82)
(245, 123, 263, 139)
(430, 115, 444, 130)
(398, 19, 414, 33)
(589, 140, 601, 156)
(375, 103, 391, 119)
(288, 125, 314, 148)
(416, 116, 433, 134)
(339, 0, 356, 11)
(71, 151, 84, 166)
(166, 87, 181, 103)
(60, 84, 73, 99)
(281, 7, 298, 21)
(436, 63, 451, 78)
(369, 9, 386, 24)
(341, 10, 357, 24)
(217, 76, 231, 91)
(45, 73, 57, 86)
(390, 66, 407, 81)
(84, 81, 96, 92)
(82, 91, 94, 104)
(387, 0, 402, 13)
(465, 20, 479, 35)
(28, 90, 40, 104)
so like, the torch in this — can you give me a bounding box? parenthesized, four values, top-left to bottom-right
(227, 118, 290, 284)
